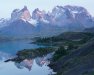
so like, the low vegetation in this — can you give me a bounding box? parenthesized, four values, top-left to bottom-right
(5, 47, 54, 63)
(52, 46, 68, 62)
(34, 32, 94, 75)
(5, 32, 94, 75)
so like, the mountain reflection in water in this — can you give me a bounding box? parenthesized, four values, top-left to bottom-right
(0, 51, 56, 75)
(14, 53, 52, 71)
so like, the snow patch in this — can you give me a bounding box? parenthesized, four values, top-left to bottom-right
(28, 19, 38, 26)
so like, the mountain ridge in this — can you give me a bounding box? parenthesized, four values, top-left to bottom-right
(0, 5, 94, 38)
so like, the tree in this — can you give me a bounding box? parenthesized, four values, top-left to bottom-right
(53, 46, 68, 61)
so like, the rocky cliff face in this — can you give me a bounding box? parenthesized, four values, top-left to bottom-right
(11, 6, 31, 22)
(32, 5, 94, 28)
(0, 5, 94, 38)
(20, 6, 31, 21)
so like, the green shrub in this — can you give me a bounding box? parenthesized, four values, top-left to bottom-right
(53, 46, 68, 61)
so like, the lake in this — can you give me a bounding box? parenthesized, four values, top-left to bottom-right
(0, 40, 41, 54)
(0, 40, 55, 75)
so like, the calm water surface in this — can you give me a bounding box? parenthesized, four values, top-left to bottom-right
(0, 40, 41, 54)
(0, 40, 54, 75)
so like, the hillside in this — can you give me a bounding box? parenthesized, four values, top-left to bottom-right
(33, 32, 94, 75)
(4, 32, 94, 75)
(49, 36, 94, 75)
(1, 5, 94, 38)
(35, 32, 94, 46)
(84, 27, 94, 33)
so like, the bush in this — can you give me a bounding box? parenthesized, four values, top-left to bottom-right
(53, 46, 68, 61)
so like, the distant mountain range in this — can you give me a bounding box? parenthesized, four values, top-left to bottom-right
(0, 5, 94, 38)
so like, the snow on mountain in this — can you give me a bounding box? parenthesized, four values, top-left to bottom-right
(49, 5, 94, 28)
(0, 20, 36, 38)
(31, 5, 94, 28)
(0, 5, 94, 38)
(0, 18, 11, 28)
(11, 6, 31, 22)
(32, 8, 50, 24)
(28, 19, 38, 26)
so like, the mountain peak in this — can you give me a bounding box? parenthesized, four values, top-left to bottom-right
(21, 6, 28, 12)
(11, 6, 31, 22)
(20, 6, 31, 21)
(32, 8, 46, 21)
(0, 5, 94, 38)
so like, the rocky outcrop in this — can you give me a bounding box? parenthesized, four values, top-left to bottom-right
(32, 5, 94, 28)
(0, 5, 94, 38)
(11, 6, 31, 22)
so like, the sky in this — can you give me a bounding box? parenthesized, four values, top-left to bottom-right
(0, 0, 94, 18)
